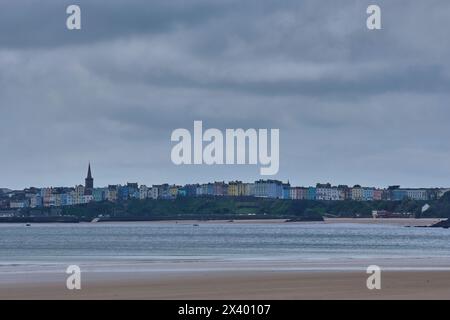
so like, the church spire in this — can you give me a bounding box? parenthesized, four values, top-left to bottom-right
(85, 162, 94, 195)
(87, 162, 92, 179)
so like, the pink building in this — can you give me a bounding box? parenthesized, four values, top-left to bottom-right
(290, 187, 308, 200)
(373, 189, 383, 201)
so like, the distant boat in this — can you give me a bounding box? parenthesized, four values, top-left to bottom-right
(25, 223, 31, 227)
(193, 224, 199, 227)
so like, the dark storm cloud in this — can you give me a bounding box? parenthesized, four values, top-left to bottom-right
(1, 0, 450, 189)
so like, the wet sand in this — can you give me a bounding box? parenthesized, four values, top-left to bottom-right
(2, 256, 450, 300)
(2, 270, 450, 300)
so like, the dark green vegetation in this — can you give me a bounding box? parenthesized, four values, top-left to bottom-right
(58, 197, 325, 222)
(421, 191, 450, 218)
(11, 192, 450, 222)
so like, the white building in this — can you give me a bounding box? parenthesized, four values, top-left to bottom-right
(82, 195, 93, 204)
(316, 184, 339, 201)
(405, 189, 428, 201)
(139, 185, 149, 200)
(149, 186, 159, 200)
(10, 199, 29, 209)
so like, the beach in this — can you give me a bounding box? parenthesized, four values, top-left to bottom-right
(2, 269, 450, 300)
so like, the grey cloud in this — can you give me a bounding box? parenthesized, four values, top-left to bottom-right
(0, 0, 235, 49)
(1, 0, 450, 189)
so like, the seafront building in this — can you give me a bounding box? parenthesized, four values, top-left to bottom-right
(254, 180, 284, 198)
(0, 163, 448, 211)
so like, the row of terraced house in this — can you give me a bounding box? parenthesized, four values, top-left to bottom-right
(1, 165, 449, 210)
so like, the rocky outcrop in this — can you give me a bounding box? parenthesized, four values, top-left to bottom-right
(430, 219, 450, 228)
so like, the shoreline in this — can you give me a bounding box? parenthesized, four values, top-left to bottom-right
(0, 217, 442, 227)
(87, 217, 444, 227)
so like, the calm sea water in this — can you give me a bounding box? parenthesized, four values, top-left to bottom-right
(1, 222, 450, 264)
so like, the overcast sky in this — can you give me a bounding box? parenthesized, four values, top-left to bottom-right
(1, 0, 450, 189)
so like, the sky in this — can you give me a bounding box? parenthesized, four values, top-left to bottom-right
(1, 0, 450, 190)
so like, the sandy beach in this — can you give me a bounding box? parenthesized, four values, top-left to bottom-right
(2, 269, 450, 300)
(2, 256, 450, 300)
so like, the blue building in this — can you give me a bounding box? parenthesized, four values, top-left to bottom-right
(307, 187, 316, 200)
(362, 188, 374, 201)
(117, 185, 129, 201)
(177, 187, 187, 197)
(254, 180, 283, 199)
(182, 184, 198, 197)
(392, 189, 408, 201)
(282, 183, 291, 199)
(93, 188, 107, 202)
(200, 183, 214, 196)
(61, 194, 72, 206)
(127, 183, 139, 199)
(156, 184, 172, 199)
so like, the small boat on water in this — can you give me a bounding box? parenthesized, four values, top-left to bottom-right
(25, 223, 31, 227)
(193, 224, 199, 227)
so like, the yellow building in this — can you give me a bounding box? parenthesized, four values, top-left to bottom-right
(228, 181, 245, 196)
(169, 185, 181, 198)
(351, 186, 363, 201)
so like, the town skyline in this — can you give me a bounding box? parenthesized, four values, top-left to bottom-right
(2, 163, 450, 212)
(2, 161, 450, 191)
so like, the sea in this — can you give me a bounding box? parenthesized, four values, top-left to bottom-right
(1, 222, 450, 279)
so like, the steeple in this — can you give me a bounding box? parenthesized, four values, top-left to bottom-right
(85, 162, 94, 195)
(87, 163, 92, 179)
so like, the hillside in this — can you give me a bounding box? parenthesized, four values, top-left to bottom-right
(10, 191, 450, 222)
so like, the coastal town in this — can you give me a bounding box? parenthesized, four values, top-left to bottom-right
(1, 164, 449, 213)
